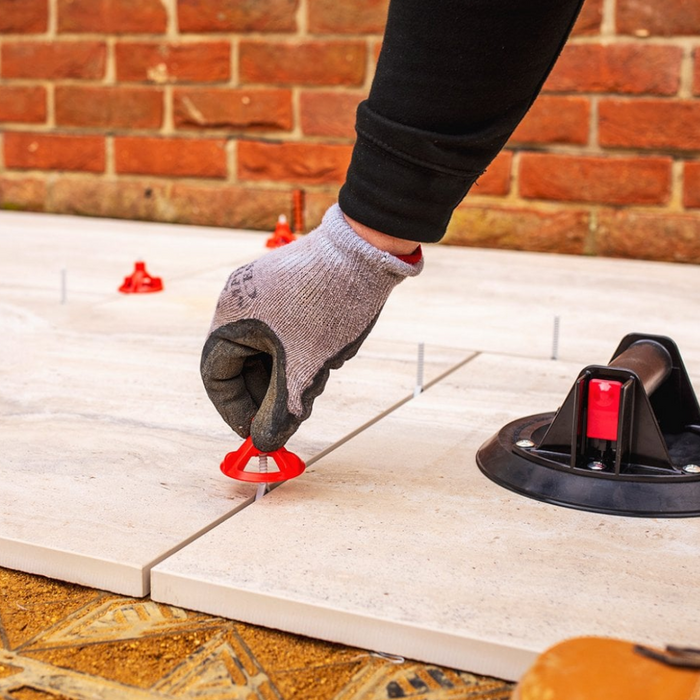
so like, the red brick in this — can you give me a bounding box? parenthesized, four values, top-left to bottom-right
(178, 0, 297, 33)
(572, 0, 603, 35)
(444, 205, 588, 254)
(544, 44, 682, 95)
(0, 176, 46, 211)
(116, 42, 230, 84)
(174, 88, 292, 131)
(300, 91, 364, 138)
(617, 0, 700, 36)
(0, 86, 46, 123)
(238, 141, 352, 184)
(596, 210, 700, 263)
(240, 40, 366, 86)
(4, 133, 105, 172)
(519, 153, 671, 205)
(49, 178, 169, 221)
(0, 0, 47, 33)
(170, 183, 292, 228)
(684, 161, 700, 208)
(114, 137, 227, 178)
(308, 0, 389, 34)
(1, 41, 106, 80)
(511, 96, 590, 145)
(58, 0, 167, 34)
(56, 86, 163, 129)
(472, 151, 512, 196)
(599, 99, 700, 151)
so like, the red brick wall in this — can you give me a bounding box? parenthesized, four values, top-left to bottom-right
(0, 0, 699, 262)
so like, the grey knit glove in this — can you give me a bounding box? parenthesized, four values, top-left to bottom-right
(201, 204, 423, 452)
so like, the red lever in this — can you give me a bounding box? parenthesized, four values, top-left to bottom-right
(119, 261, 163, 294)
(587, 379, 622, 441)
(220, 436, 305, 483)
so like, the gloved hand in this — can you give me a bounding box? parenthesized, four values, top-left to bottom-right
(201, 204, 423, 452)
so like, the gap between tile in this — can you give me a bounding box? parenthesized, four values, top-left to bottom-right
(305, 351, 481, 468)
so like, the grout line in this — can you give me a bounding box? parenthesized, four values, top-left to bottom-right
(230, 36, 239, 86)
(296, 0, 308, 37)
(669, 158, 684, 211)
(305, 351, 482, 467)
(290, 87, 302, 139)
(601, 0, 616, 36)
(162, 85, 174, 134)
(228, 139, 238, 183)
(585, 207, 599, 255)
(46, 83, 56, 128)
(588, 95, 599, 149)
(508, 151, 521, 201)
(143, 495, 258, 584)
(678, 42, 696, 98)
(47, 0, 58, 36)
(105, 37, 116, 84)
(105, 135, 115, 175)
(164, 0, 177, 38)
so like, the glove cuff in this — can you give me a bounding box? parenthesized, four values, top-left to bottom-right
(319, 204, 424, 281)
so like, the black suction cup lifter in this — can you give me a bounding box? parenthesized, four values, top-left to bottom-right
(477, 333, 700, 517)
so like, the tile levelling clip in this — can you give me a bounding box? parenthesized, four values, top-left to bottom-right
(265, 214, 296, 249)
(119, 261, 163, 294)
(220, 436, 305, 485)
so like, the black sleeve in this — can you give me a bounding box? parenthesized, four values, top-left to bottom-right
(339, 0, 585, 243)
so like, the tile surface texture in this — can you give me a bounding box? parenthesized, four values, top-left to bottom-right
(0, 212, 467, 596)
(374, 245, 700, 375)
(153, 354, 700, 681)
(3, 211, 700, 680)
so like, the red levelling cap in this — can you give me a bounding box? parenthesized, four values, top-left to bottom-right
(220, 436, 306, 484)
(119, 261, 164, 294)
(265, 214, 296, 249)
(587, 379, 623, 441)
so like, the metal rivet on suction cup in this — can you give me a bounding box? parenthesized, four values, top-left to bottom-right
(682, 464, 700, 474)
(515, 439, 535, 449)
(588, 461, 606, 471)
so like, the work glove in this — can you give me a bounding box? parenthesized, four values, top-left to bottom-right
(201, 204, 423, 452)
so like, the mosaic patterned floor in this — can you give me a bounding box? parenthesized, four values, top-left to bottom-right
(0, 567, 513, 700)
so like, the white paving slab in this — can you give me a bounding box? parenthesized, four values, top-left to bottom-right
(0, 212, 469, 596)
(152, 352, 700, 682)
(378, 246, 700, 375)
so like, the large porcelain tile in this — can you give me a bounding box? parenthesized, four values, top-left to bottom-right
(377, 246, 700, 374)
(152, 353, 700, 681)
(0, 211, 265, 289)
(0, 213, 267, 336)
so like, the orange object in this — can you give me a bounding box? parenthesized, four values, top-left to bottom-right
(265, 214, 296, 248)
(514, 637, 700, 700)
(220, 436, 305, 483)
(292, 189, 305, 233)
(118, 261, 163, 293)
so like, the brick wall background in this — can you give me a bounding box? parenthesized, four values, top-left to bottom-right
(0, 0, 699, 261)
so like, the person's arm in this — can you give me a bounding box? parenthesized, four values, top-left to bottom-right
(202, 0, 585, 450)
